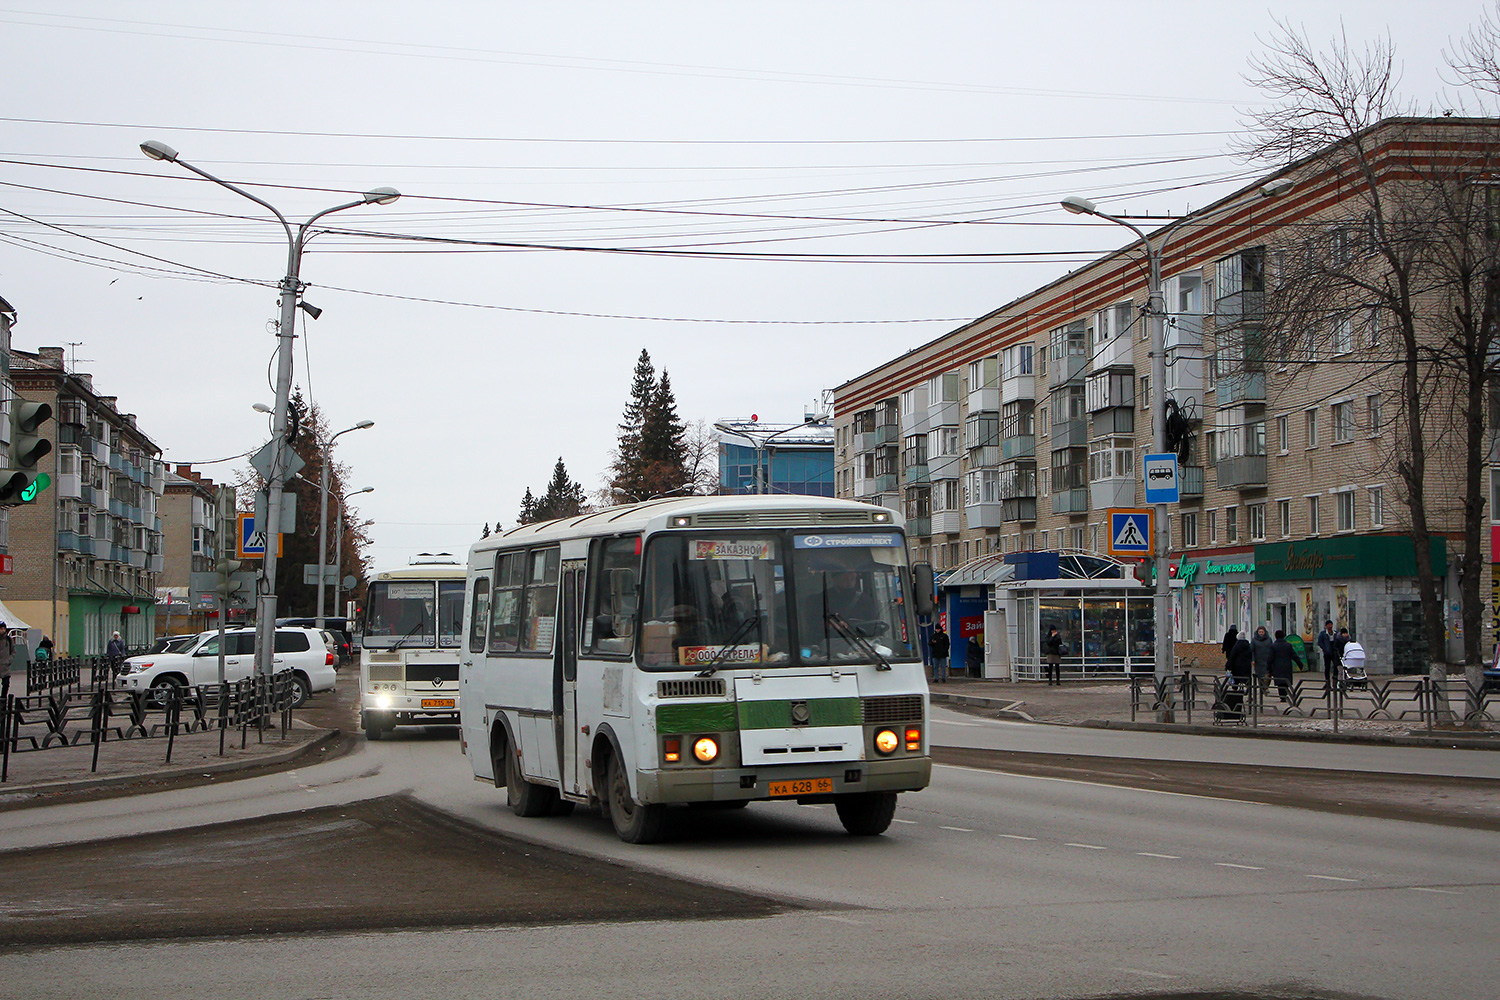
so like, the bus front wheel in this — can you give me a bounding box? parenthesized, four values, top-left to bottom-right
(606, 753, 665, 844)
(834, 791, 898, 836)
(506, 743, 558, 817)
(362, 711, 388, 741)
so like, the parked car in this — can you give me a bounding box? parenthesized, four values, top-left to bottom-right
(278, 617, 353, 666)
(116, 627, 336, 708)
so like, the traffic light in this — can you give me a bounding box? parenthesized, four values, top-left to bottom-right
(0, 398, 52, 505)
(214, 558, 245, 599)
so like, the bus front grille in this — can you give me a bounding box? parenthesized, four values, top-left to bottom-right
(406, 663, 460, 684)
(368, 662, 402, 682)
(862, 694, 923, 725)
(658, 678, 727, 698)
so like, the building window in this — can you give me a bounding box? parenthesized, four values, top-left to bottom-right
(1225, 506, 1238, 541)
(1087, 437, 1134, 481)
(1332, 402, 1354, 443)
(1308, 496, 1320, 535)
(1276, 414, 1289, 454)
(1207, 509, 1218, 543)
(1278, 499, 1291, 537)
(1070, 527, 1086, 550)
(1305, 409, 1318, 448)
(1367, 305, 1382, 348)
(1182, 512, 1199, 547)
(1331, 315, 1354, 355)
(1249, 503, 1266, 541)
(1367, 394, 1382, 436)
(1140, 376, 1150, 410)
(1002, 344, 1033, 378)
(1370, 486, 1385, 527)
(1336, 489, 1356, 532)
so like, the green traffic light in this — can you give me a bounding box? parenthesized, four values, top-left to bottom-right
(20, 472, 51, 502)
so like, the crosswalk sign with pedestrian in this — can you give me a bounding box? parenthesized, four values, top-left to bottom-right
(1106, 508, 1153, 557)
(237, 513, 282, 559)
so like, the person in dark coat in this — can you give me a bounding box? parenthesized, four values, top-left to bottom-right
(1042, 626, 1063, 685)
(928, 625, 950, 684)
(1269, 628, 1304, 702)
(1226, 635, 1253, 683)
(1221, 626, 1239, 660)
(1316, 620, 1339, 692)
(1250, 626, 1274, 694)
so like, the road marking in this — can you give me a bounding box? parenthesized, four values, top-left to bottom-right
(1117, 968, 1178, 981)
(814, 914, 867, 925)
(999, 834, 1037, 841)
(1065, 842, 1107, 850)
(1410, 887, 1463, 895)
(892, 818, 918, 825)
(1136, 852, 1180, 860)
(1305, 874, 1358, 883)
(939, 825, 973, 832)
(933, 762, 1268, 805)
(1215, 863, 1264, 870)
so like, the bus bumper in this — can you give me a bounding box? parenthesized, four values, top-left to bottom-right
(636, 756, 932, 805)
(361, 693, 459, 726)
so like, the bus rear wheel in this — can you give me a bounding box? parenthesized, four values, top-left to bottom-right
(834, 791, 898, 836)
(506, 742, 559, 817)
(607, 752, 664, 844)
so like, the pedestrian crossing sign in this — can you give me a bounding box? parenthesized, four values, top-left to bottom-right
(237, 513, 282, 559)
(1106, 508, 1153, 557)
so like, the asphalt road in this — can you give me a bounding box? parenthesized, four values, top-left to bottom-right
(2, 703, 1496, 999)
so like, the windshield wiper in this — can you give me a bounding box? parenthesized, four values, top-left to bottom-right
(391, 617, 428, 651)
(696, 613, 762, 678)
(825, 612, 892, 671)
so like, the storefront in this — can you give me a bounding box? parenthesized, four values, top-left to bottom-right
(1253, 535, 1448, 675)
(1169, 549, 1258, 654)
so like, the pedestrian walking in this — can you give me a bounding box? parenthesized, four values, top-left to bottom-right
(965, 631, 984, 677)
(1220, 633, 1254, 720)
(1269, 628, 1303, 702)
(1250, 626, 1274, 695)
(1316, 620, 1339, 692)
(1221, 625, 1239, 660)
(1042, 625, 1064, 685)
(0, 622, 12, 673)
(928, 625, 950, 684)
(35, 636, 53, 662)
(106, 630, 126, 674)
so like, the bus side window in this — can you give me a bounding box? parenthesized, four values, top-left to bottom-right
(589, 536, 639, 657)
(469, 577, 490, 654)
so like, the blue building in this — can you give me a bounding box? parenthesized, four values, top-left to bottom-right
(716, 418, 834, 497)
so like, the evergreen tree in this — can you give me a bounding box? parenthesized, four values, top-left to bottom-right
(637, 369, 689, 498)
(517, 487, 538, 526)
(480, 523, 490, 538)
(608, 349, 656, 503)
(533, 458, 588, 521)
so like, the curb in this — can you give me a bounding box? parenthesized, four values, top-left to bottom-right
(929, 691, 1500, 750)
(0, 728, 344, 805)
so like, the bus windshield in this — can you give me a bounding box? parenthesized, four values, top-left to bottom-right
(439, 580, 466, 648)
(638, 530, 918, 669)
(363, 580, 436, 648)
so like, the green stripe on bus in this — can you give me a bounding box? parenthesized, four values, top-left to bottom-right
(737, 697, 862, 730)
(656, 702, 738, 734)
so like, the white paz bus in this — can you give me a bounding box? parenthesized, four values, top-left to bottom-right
(360, 556, 467, 739)
(460, 495, 935, 843)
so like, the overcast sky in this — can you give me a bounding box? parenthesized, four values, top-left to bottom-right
(0, 1, 1489, 568)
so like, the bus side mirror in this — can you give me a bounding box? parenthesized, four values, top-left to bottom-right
(913, 563, 935, 616)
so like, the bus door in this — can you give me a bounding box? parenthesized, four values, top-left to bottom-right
(555, 560, 585, 797)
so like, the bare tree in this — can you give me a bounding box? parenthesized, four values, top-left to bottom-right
(681, 419, 721, 496)
(1239, 19, 1500, 702)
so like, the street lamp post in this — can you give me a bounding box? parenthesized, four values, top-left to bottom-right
(1060, 196, 1174, 718)
(141, 140, 397, 680)
(317, 421, 374, 629)
(333, 497, 374, 621)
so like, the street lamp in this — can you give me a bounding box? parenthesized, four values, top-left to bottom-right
(713, 416, 830, 495)
(317, 421, 374, 628)
(142, 139, 398, 680)
(332, 489, 374, 622)
(1060, 195, 1174, 716)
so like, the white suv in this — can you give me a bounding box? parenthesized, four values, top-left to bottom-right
(117, 627, 337, 708)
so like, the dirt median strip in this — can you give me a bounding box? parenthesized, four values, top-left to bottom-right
(0, 794, 793, 948)
(932, 746, 1500, 831)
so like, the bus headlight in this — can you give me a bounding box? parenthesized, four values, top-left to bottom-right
(874, 729, 899, 755)
(692, 737, 719, 763)
(376, 695, 393, 709)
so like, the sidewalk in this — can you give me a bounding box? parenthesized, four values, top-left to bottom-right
(928, 669, 1500, 747)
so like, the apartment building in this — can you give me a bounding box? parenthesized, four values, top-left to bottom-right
(835, 117, 1492, 678)
(6, 347, 166, 655)
(157, 464, 237, 638)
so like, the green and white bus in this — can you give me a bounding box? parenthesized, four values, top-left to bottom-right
(360, 556, 467, 739)
(459, 495, 934, 843)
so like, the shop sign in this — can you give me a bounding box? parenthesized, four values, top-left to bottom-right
(1254, 535, 1447, 582)
(1174, 559, 1256, 584)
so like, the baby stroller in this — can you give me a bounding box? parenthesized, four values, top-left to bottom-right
(1338, 640, 1368, 692)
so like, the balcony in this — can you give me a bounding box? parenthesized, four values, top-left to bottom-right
(1001, 498, 1037, 522)
(1092, 334, 1133, 370)
(1002, 435, 1036, 460)
(931, 510, 962, 535)
(926, 398, 960, 429)
(903, 463, 929, 485)
(1050, 419, 1087, 447)
(965, 501, 1003, 529)
(1216, 455, 1268, 489)
(874, 473, 898, 493)
(1164, 347, 1203, 397)
(1217, 370, 1266, 405)
(57, 472, 82, 500)
(1180, 465, 1205, 497)
(1001, 375, 1034, 404)
(1052, 488, 1089, 514)
(905, 517, 931, 537)
(968, 386, 1000, 413)
(1090, 478, 1135, 511)
(1053, 351, 1087, 384)
(968, 445, 999, 469)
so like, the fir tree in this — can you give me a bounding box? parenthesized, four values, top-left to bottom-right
(609, 349, 656, 503)
(480, 523, 490, 538)
(637, 369, 689, 498)
(518, 487, 538, 525)
(534, 458, 588, 521)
